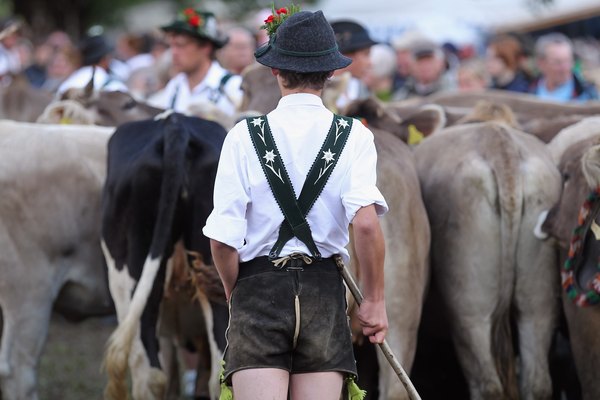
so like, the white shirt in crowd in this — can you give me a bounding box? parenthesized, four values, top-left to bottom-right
(0, 44, 20, 76)
(56, 65, 128, 95)
(203, 93, 388, 263)
(147, 61, 242, 116)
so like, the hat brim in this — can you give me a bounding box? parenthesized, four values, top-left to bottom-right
(161, 22, 228, 49)
(255, 43, 352, 73)
(339, 37, 378, 54)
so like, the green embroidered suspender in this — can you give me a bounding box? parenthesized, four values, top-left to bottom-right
(246, 114, 353, 260)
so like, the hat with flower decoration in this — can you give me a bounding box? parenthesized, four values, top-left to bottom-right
(161, 8, 228, 48)
(254, 6, 351, 73)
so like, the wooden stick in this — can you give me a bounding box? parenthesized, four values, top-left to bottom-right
(334, 255, 422, 400)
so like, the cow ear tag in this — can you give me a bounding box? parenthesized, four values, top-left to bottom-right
(408, 124, 424, 146)
(590, 220, 600, 240)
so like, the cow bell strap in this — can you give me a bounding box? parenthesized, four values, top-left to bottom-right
(246, 114, 353, 260)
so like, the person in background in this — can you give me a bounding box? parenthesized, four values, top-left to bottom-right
(390, 31, 425, 93)
(57, 31, 128, 95)
(485, 34, 531, 93)
(0, 17, 24, 79)
(529, 32, 598, 102)
(148, 7, 242, 116)
(25, 30, 72, 89)
(363, 43, 397, 101)
(394, 38, 455, 99)
(116, 32, 156, 74)
(216, 26, 256, 75)
(41, 44, 80, 93)
(457, 59, 489, 92)
(330, 20, 377, 110)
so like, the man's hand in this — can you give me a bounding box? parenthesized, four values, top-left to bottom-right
(358, 298, 388, 344)
(210, 239, 239, 301)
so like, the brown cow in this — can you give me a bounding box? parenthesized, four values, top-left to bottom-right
(391, 90, 600, 143)
(363, 127, 430, 399)
(414, 122, 561, 399)
(540, 135, 600, 400)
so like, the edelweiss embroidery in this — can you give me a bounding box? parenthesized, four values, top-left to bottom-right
(251, 117, 267, 145)
(315, 149, 335, 184)
(263, 150, 284, 182)
(334, 118, 349, 145)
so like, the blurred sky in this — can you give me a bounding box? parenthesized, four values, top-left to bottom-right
(307, 0, 600, 45)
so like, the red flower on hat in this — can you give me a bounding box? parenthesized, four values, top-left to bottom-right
(260, 3, 300, 37)
(189, 15, 201, 27)
(183, 8, 195, 16)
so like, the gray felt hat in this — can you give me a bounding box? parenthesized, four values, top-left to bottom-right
(254, 11, 351, 73)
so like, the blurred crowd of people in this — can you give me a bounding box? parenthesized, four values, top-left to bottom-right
(0, 8, 599, 121)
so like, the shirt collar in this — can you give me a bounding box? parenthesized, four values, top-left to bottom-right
(277, 93, 324, 108)
(176, 61, 227, 93)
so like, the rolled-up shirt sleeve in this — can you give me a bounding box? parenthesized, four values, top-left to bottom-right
(202, 127, 250, 249)
(341, 125, 388, 222)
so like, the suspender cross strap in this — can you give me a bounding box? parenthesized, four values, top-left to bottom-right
(246, 114, 353, 260)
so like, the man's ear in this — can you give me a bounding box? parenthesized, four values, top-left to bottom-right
(271, 68, 280, 76)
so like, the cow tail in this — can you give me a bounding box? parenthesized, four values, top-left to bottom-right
(484, 125, 521, 399)
(104, 114, 188, 400)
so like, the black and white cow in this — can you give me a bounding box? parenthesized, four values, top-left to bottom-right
(101, 111, 227, 400)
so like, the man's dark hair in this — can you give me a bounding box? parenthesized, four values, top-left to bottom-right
(279, 69, 332, 90)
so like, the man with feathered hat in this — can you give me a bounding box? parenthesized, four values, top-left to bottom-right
(148, 8, 242, 116)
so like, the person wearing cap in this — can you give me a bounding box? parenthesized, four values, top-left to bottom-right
(147, 8, 242, 116)
(56, 32, 128, 95)
(203, 7, 388, 399)
(393, 38, 456, 100)
(330, 20, 377, 111)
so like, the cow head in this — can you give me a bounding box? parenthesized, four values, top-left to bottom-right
(240, 62, 281, 114)
(58, 72, 163, 126)
(542, 136, 600, 249)
(345, 97, 445, 144)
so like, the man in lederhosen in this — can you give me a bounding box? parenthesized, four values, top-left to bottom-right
(203, 8, 388, 400)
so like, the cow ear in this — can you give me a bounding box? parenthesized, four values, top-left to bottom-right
(399, 105, 446, 143)
(582, 144, 600, 189)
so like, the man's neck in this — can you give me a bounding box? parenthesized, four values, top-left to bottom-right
(280, 86, 322, 97)
(186, 61, 212, 90)
(544, 76, 570, 92)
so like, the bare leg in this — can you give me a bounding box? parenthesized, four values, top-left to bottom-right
(232, 368, 289, 400)
(290, 372, 343, 400)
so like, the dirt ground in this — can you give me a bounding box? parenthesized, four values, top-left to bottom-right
(38, 314, 115, 400)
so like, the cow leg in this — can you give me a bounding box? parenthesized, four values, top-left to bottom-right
(0, 293, 53, 400)
(196, 290, 223, 399)
(514, 187, 560, 400)
(376, 214, 429, 400)
(433, 204, 506, 399)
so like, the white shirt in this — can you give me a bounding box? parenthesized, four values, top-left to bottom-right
(203, 93, 388, 262)
(56, 66, 128, 95)
(0, 44, 20, 76)
(148, 61, 242, 116)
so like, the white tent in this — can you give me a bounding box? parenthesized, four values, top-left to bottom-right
(308, 0, 600, 45)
